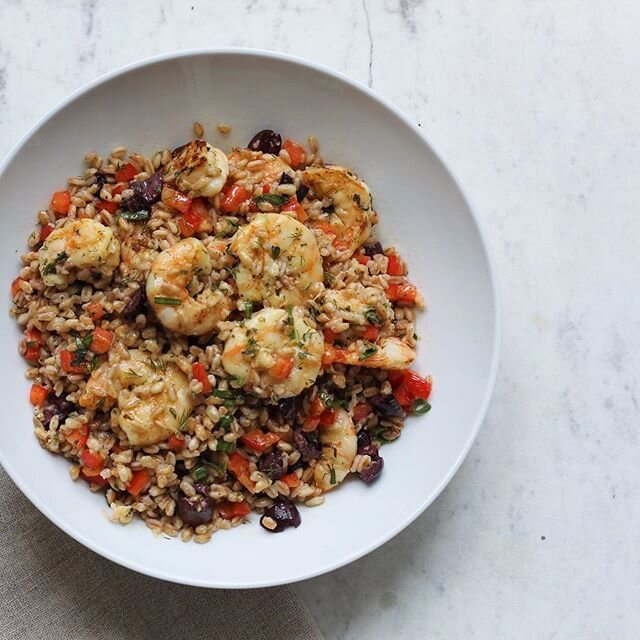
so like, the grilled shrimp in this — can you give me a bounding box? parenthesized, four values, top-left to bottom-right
(146, 238, 233, 335)
(303, 166, 372, 259)
(164, 140, 228, 198)
(230, 213, 323, 308)
(39, 218, 120, 288)
(120, 224, 157, 273)
(79, 350, 192, 446)
(326, 337, 415, 370)
(322, 283, 392, 328)
(227, 149, 294, 188)
(314, 408, 357, 491)
(221, 307, 324, 399)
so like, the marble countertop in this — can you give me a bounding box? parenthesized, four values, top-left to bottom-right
(2, 1, 638, 638)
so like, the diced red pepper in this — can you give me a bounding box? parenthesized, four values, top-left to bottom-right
(242, 429, 280, 454)
(318, 410, 337, 426)
(50, 190, 71, 216)
(269, 355, 295, 379)
(161, 186, 193, 214)
(386, 282, 418, 303)
(309, 395, 325, 417)
(39, 224, 54, 243)
(323, 329, 337, 343)
(281, 472, 301, 488)
(112, 183, 127, 196)
(386, 253, 405, 276)
(217, 500, 251, 520)
(29, 384, 48, 406)
(86, 301, 104, 321)
(363, 325, 380, 341)
(387, 370, 406, 387)
(192, 362, 212, 394)
(24, 329, 42, 363)
(282, 139, 306, 168)
(80, 448, 104, 472)
(403, 370, 433, 400)
(228, 451, 256, 491)
(66, 425, 89, 449)
(60, 349, 87, 374)
(281, 196, 307, 222)
(127, 469, 150, 496)
(167, 434, 186, 451)
(219, 183, 251, 214)
(393, 385, 413, 410)
(90, 327, 113, 354)
(115, 162, 138, 183)
(355, 251, 369, 265)
(262, 183, 271, 194)
(11, 277, 24, 298)
(352, 403, 372, 422)
(96, 200, 118, 214)
(81, 471, 108, 487)
(177, 216, 198, 237)
(302, 415, 321, 432)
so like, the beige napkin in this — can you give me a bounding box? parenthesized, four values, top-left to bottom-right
(0, 467, 322, 640)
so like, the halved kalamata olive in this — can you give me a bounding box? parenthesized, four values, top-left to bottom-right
(279, 172, 295, 185)
(369, 394, 404, 418)
(94, 171, 109, 190)
(293, 428, 321, 459)
(277, 396, 298, 423)
(260, 499, 301, 532)
(258, 451, 285, 480)
(122, 170, 163, 212)
(42, 397, 74, 430)
(363, 241, 384, 258)
(248, 129, 282, 155)
(174, 460, 189, 477)
(359, 454, 384, 484)
(194, 483, 210, 496)
(296, 184, 310, 202)
(122, 286, 146, 318)
(357, 429, 372, 453)
(178, 494, 213, 526)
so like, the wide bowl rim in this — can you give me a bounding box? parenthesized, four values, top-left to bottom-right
(0, 47, 502, 588)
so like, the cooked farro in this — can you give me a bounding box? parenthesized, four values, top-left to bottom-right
(10, 127, 432, 540)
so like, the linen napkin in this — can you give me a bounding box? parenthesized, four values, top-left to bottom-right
(0, 467, 322, 640)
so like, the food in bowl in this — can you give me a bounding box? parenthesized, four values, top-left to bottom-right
(10, 126, 433, 542)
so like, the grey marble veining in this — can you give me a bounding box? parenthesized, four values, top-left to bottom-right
(2, 1, 639, 638)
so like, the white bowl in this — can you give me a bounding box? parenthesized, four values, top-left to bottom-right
(0, 50, 500, 588)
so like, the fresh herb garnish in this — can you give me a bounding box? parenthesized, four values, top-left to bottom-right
(323, 271, 335, 285)
(219, 415, 234, 431)
(212, 389, 242, 400)
(412, 399, 431, 415)
(285, 305, 297, 340)
(359, 345, 378, 361)
(243, 301, 253, 319)
(242, 336, 259, 356)
(118, 210, 149, 222)
(192, 466, 208, 482)
(271, 246, 281, 259)
(225, 245, 237, 259)
(329, 466, 337, 485)
(216, 440, 235, 453)
(254, 193, 288, 207)
(319, 388, 348, 409)
(364, 308, 380, 326)
(154, 296, 181, 306)
(149, 357, 167, 373)
(43, 251, 68, 275)
(72, 333, 93, 366)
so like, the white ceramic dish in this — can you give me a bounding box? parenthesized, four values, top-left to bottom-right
(0, 49, 500, 588)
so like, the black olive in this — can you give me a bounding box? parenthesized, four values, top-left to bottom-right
(369, 394, 404, 418)
(42, 397, 74, 430)
(94, 171, 109, 190)
(277, 396, 297, 423)
(363, 241, 384, 258)
(279, 172, 295, 185)
(359, 454, 384, 484)
(178, 494, 213, 526)
(122, 170, 163, 212)
(174, 460, 189, 477)
(293, 428, 321, 460)
(296, 184, 310, 202)
(260, 499, 301, 532)
(122, 286, 146, 318)
(248, 129, 282, 155)
(258, 451, 285, 480)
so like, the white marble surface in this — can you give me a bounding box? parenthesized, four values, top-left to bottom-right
(2, 1, 639, 637)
